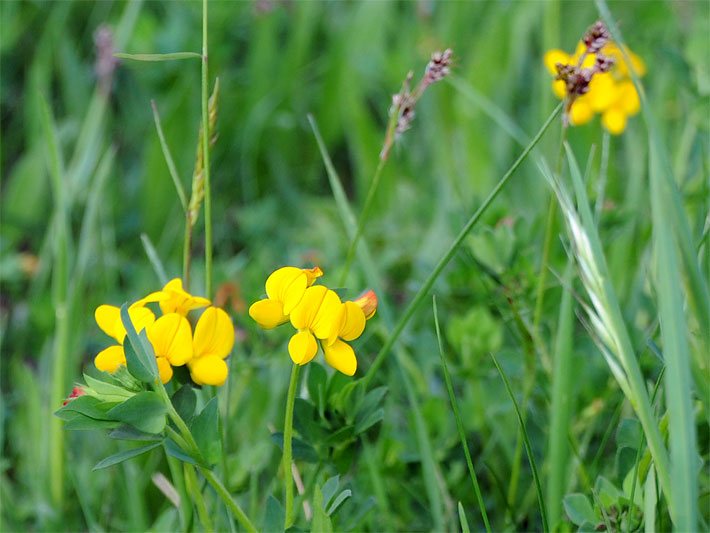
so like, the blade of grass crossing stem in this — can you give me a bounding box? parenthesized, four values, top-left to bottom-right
(433, 296, 492, 533)
(140, 233, 169, 286)
(114, 52, 202, 61)
(561, 144, 673, 511)
(546, 263, 574, 529)
(490, 352, 548, 532)
(40, 95, 71, 510)
(648, 141, 698, 529)
(596, 0, 709, 404)
(363, 103, 562, 386)
(309, 114, 446, 530)
(201, 0, 213, 297)
(151, 100, 188, 212)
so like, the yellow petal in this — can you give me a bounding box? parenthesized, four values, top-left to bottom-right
(603, 42, 646, 78)
(249, 299, 288, 329)
(323, 339, 357, 376)
(587, 73, 618, 112)
(156, 356, 173, 384)
(95, 305, 123, 343)
(288, 331, 318, 365)
(265, 267, 308, 315)
(617, 81, 640, 115)
(189, 355, 228, 386)
(339, 302, 366, 342)
(131, 290, 170, 308)
(95, 345, 126, 373)
(551, 79, 566, 100)
(543, 49, 570, 75)
(95, 305, 155, 344)
(290, 285, 328, 330)
(147, 313, 193, 366)
(159, 278, 211, 315)
(569, 97, 594, 126)
(194, 307, 235, 359)
(601, 108, 627, 135)
(310, 289, 343, 340)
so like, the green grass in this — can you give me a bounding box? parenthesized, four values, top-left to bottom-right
(1, 1, 708, 531)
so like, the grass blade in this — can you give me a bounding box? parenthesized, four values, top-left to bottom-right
(433, 296, 492, 533)
(490, 352, 548, 532)
(114, 52, 202, 61)
(140, 233, 169, 286)
(151, 100, 187, 212)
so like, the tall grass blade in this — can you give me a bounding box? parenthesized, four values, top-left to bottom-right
(489, 352, 548, 532)
(114, 52, 202, 61)
(140, 233, 169, 286)
(433, 296, 492, 533)
(151, 100, 187, 212)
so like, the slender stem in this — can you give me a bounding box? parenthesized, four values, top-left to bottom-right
(283, 363, 301, 529)
(200, 467, 257, 533)
(201, 0, 212, 297)
(362, 103, 563, 386)
(433, 297, 492, 533)
(594, 131, 610, 222)
(186, 462, 214, 532)
(183, 215, 192, 289)
(339, 156, 388, 287)
(533, 122, 568, 334)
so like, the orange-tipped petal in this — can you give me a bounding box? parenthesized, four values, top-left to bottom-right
(303, 266, 324, 286)
(288, 330, 318, 365)
(353, 289, 378, 320)
(189, 355, 228, 386)
(193, 307, 235, 359)
(147, 313, 193, 366)
(323, 339, 357, 376)
(95, 345, 126, 373)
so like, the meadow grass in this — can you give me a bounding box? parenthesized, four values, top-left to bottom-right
(1, 1, 708, 531)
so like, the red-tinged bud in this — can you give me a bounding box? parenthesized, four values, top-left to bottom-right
(62, 386, 86, 406)
(353, 290, 378, 320)
(303, 266, 324, 286)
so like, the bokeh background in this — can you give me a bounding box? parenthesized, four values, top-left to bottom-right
(1, 1, 708, 531)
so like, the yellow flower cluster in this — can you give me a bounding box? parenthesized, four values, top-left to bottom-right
(94, 278, 234, 386)
(249, 266, 377, 376)
(544, 42, 646, 134)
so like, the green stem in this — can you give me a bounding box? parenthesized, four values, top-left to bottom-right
(201, 0, 212, 297)
(283, 363, 301, 529)
(339, 156, 387, 287)
(186, 462, 214, 532)
(200, 467, 257, 533)
(533, 122, 567, 334)
(362, 103, 562, 386)
(183, 215, 192, 289)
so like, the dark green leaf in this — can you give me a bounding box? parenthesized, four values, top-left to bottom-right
(263, 495, 285, 533)
(164, 438, 198, 465)
(191, 397, 222, 466)
(324, 425, 355, 446)
(93, 442, 162, 470)
(107, 391, 166, 434)
(563, 493, 597, 526)
(270, 433, 319, 463)
(307, 363, 327, 415)
(63, 413, 121, 431)
(172, 384, 197, 423)
(293, 398, 325, 442)
(120, 303, 158, 382)
(616, 418, 642, 449)
(109, 425, 164, 441)
(55, 395, 117, 420)
(354, 408, 384, 435)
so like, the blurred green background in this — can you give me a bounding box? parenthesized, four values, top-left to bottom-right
(1, 1, 707, 531)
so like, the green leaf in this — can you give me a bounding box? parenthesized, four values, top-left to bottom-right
(120, 303, 158, 383)
(616, 418, 642, 449)
(114, 52, 202, 61)
(263, 495, 285, 533)
(563, 493, 597, 526)
(458, 502, 471, 533)
(109, 425, 164, 442)
(191, 397, 222, 466)
(326, 489, 351, 516)
(354, 408, 384, 435)
(311, 484, 333, 533)
(93, 442, 162, 470)
(164, 438, 198, 465)
(307, 362, 327, 415)
(107, 391, 166, 434)
(271, 433, 319, 463)
(172, 384, 197, 424)
(595, 476, 622, 509)
(63, 413, 121, 431)
(320, 475, 340, 509)
(83, 373, 135, 402)
(55, 395, 117, 420)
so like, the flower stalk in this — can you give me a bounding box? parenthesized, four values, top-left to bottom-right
(283, 363, 301, 529)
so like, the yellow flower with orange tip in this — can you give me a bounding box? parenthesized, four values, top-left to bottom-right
(188, 306, 235, 386)
(94, 303, 156, 373)
(248, 266, 323, 329)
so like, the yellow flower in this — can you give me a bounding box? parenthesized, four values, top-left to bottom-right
(188, 307, 235, 386)
(146, 313, 194, 384)
(288, 285, 342, 366)
(139, 278, 211, 316)
(601, 80, 641, 135)
(94, 303, 155, 373)
(248, 266, 323, 329)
